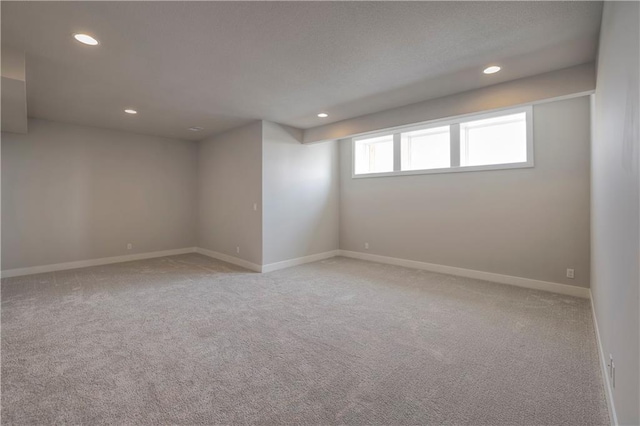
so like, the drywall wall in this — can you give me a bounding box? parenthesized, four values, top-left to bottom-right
(591, 2, 640, 424)
(1, 119, 198, 270)
(1, 48, 28, 134)
(304, 63, 595, 143)
(340, 96, 591, 287)
(262, 121, 339, 265)
(197, 121, 263, 265)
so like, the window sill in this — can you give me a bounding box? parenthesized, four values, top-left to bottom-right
(352, 161, 534, 179)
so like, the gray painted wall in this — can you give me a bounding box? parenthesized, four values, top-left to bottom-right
(340, 96, 591, 288)
(1, 48, 28, 134)
(197, 121, 263, 265)
(262, 121, 339, 265)
(591, 2, 639, 424)
(1, 119, 198, 270)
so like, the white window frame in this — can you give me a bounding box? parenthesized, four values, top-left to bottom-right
(352, 106, 534, 178)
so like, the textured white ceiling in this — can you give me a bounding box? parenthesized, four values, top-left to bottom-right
(1, 1, 602, 140)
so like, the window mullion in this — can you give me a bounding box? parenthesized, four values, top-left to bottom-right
(393, 133, 402, 172)
(450, 123, 460, 168)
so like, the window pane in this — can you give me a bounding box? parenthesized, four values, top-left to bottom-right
(354, 135, 394, 174)
(401, 126, 450, 171)
(460, 112, 527, 167)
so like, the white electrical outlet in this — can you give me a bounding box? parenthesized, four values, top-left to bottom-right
(364, 242, 369, 250)
(236, 246, 240, 254)
(127, 243, 133, 250)
(566, 268, 575, 279)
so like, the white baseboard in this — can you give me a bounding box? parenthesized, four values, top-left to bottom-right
(261, 250, 340, 273)
(1, 247, 197, 278)
(338, 250, 590, 298)
(2, 247, 591, 299)
(590, 292, 618, 425)
(194, 247, 262, 273)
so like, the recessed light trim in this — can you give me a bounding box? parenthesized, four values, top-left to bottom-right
(483, 65, 501, 74)
(317, 113, 329, 118)
(124, 109, 138, 114)
(73, 33, 99, 46)
(188, 126, 204, 132)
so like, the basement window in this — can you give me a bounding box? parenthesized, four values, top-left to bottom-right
(401, 125, 451, 171)
(352, 106, 533, 177)
(354, 134, 394, 175)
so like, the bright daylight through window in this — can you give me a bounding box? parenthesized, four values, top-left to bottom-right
(353, 107, 532, 177)
(401, 126, 450, 171)
(354, 134, 394, 175)
(460, 113, 527, 167)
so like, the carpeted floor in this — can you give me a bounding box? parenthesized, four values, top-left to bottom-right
(1, 254, 608, 425)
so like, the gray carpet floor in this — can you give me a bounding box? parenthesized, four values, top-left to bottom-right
(1, 254, 608, 425)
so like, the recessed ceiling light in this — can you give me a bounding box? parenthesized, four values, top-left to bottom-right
(124, 109, 137, 114)
(188, 126, 204, 132)
(73, 33, 99, 46)
(317, 113, 328, 118)
(483, 65, 501, 74)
